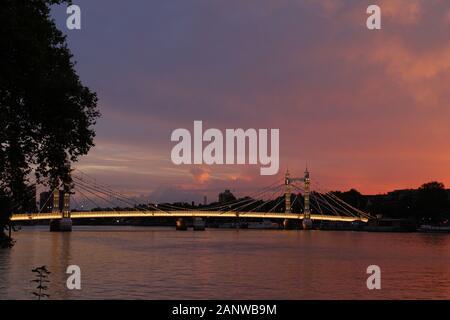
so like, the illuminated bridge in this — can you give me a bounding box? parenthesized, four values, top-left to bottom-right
(10, 168, 373, 231)
(11, 211, 367, 223)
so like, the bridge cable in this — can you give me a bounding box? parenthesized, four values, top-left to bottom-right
(73, 173, 165, 213)
(221, 185, 284, 215)
(74, 177, 168, 214)
(200, 179, 285, 211)
(211, 183, 284, 213)
(267, 196, 285, 213)
(311, 181, 373, 219)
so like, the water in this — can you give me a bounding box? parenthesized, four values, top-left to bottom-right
(0, 226, 449, 300)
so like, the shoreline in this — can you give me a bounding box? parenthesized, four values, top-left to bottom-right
(11, 223, 450, 234)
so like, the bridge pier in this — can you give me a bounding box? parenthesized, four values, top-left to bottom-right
(283, 219, 295, 230)
(176, 218, 188, 231)
(302, 218, 313, 230)
(50, 218, 72, 232)
(193, 217, 206, 231)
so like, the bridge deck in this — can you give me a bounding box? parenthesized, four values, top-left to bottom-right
(11, 211, 368, 223)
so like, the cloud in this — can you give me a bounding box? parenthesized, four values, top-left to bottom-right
(51, 0, 450, 196)
(379, 0, 422, 25)
(190, 166, 211, 183)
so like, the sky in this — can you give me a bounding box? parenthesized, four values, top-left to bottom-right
(50, 0, 450, 204)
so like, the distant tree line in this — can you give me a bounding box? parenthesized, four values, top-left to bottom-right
(333, 182, 450, 222)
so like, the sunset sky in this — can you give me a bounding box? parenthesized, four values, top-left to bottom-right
(51, 0, 450, 203)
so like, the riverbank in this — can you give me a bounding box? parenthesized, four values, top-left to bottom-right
(11, 218, 450, 234)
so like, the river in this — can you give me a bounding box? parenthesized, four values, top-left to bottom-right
(0, 226, 449, 299)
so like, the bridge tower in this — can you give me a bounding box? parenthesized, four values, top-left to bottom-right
(302, 168, 313, 230)
(284, 169, 291, 214)
(283, 169, 296, 230)
(49, 189, 72, 232)
(283, 168, 313, 230)
(63, 192, 71, 219)
(52, 189, 60, 215)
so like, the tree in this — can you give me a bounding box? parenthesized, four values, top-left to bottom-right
(0, 0, 99, 247)
(333, 189, 366, 210)
(415, 182, 449, 221)
(31, 265, 51, 300)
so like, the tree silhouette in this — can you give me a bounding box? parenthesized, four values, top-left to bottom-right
(333, 189, 366, 210)
(0, 0, 99, 246)
(31, 266, 51, 300)
(415, 182, 449, 221)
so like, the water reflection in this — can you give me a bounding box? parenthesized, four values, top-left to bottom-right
(0, 227, 449, 300)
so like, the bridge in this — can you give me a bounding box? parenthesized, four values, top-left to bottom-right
(11, 168, 373, 231)
(11, 211, 367, 223)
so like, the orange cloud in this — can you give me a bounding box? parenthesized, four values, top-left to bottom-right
(379, 0, 422, 25)
(190, 167, 211, 183)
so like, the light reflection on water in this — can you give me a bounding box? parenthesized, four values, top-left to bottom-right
(0, 226, 449, 300)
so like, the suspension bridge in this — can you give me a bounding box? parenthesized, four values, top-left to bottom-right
(10, 168, 373, 231)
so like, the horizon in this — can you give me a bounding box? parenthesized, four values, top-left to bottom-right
(35, 175, 450, 209)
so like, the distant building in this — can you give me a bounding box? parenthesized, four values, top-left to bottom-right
(218, 190, 236, 203)
(39, 191, 64, 213)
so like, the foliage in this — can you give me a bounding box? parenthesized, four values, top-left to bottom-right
(31, 265, 51, 300)
(0, 0, 99, 246)
(416, 182, 449, 221)
(336, 182, 450, 221)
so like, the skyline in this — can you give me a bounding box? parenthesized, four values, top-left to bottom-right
(49, 0, 450, 203)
